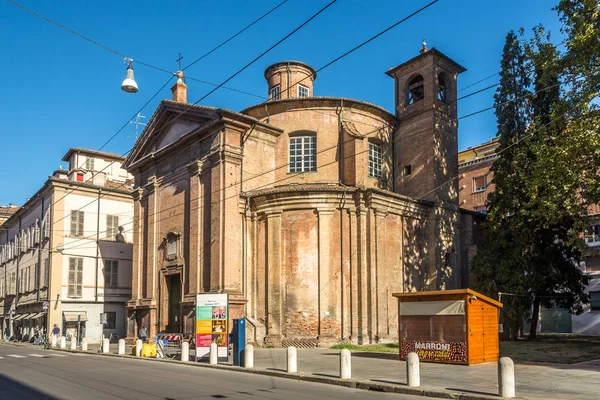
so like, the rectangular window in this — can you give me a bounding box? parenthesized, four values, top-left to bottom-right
(70, 211, 84, 237)
(368, 142, 383, 178)
(473, 176, 486, 193)
(76, 173, 84, 182)
(404, 165, 412, 176)
(298, 84, 310, 98)
(106, 215, 119, 239)
(586, 225, 600, 244)
(591, 292, 600, 311)
(474, 205, 487, 214)
(289, 135, 317, 173)
(269, 84, 281, 101)
(85, 157, 95, 171)
(68, 257, 83, 298)
(104, 260, 118, 288)
(105, 311, 116, 329)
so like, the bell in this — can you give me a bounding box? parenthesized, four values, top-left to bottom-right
(121, 61, 138, 93)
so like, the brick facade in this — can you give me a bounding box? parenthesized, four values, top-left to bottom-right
(124, 47, 483, 346)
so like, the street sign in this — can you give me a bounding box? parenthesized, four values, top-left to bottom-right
(42, 301, 49, 310)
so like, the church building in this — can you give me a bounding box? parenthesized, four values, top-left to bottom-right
(123, 45, 483, 346)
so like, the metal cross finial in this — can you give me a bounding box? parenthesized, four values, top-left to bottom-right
(176, 53, 184, 70)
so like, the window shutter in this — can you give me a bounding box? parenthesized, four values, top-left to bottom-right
(77, 258, 83, 297)
(71, 212, 77, 236)
(78, 212, 84, 237)
(68, 258, 76, 297)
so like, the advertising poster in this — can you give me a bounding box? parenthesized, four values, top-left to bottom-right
(401, 340, 468, 363)
(195, 294, 228, 361)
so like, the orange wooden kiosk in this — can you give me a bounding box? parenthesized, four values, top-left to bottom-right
(392, 289, 503, 365)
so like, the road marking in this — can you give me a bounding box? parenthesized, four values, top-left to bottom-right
(52, 354, 68, 357)
(27, 354, 47, 358)
(7, 355, 26, 358)
(0, 356, 3, 359)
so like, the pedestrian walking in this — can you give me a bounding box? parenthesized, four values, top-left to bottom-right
(52, 324, 60, 341)
(139, 324, 147, 343)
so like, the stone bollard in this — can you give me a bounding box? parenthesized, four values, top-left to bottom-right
(70, 338, 77, 350)
(244, 344, 254, 369)
(60, 336, 66, 349)
(498, 357, 516, 398)
(340, 349, 351, 379)
(81, 338, 88, 351)
(287, 346, 297, 373)
(406, 352, 420, 387)
(181, 342, 189, 362)
(102, 338, 110, 354)
(209, 342, 218, 365)
(118, 339, 126, 355)
(51, 335, 57, 348)
(135, 339, 143, 357)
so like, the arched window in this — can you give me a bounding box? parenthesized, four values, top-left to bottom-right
(407, 75, 424, 105)
(438, 73, 448, 103)
(289, 132, 316, 173)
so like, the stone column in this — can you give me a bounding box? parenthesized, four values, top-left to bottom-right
(317, 209, 336, 342)
(265, 210, 283, 344)
(355, 198, 369, 344)
(187, 161, 204, 295)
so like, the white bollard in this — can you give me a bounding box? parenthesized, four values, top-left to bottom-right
(210, 342, 218, 365)
(287, 346, 297, 373)
(340, 349, 351, 379)
(81, 338, 88, 351)
(244, 344, 254, 368)
(51, 335, 57, 348)
(135, 339, 143, 357)
(118, 339, 126, 355)
(102, 338, 110, 354)
(406, 352, 420, 387)
(181, 342, 189, 362)
(70, 338, 77, 350)
(60, 336, 66, 349)
(498, 357, 516, 398)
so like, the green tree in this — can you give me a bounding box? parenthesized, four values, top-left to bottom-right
(473, 2, 599, 339)
(472, 31, 532, 340)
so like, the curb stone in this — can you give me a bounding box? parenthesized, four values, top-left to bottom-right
(51, 348, 513, 400)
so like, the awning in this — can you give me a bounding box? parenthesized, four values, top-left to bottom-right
(30, 312, 46, 319)
(400, 300, 465, 316)
(12, 314, 27, 321)
(20, 313, 34, 320)
(63, 311, 88, 322)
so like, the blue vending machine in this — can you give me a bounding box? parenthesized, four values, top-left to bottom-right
(232, 318, 246, 366)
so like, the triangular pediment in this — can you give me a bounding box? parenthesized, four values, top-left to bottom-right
(124, 100, 220, 170)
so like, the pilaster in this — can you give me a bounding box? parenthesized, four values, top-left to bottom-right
(265, 210, 282, 344)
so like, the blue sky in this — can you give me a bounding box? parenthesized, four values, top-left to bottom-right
(0, 0, 563, 206)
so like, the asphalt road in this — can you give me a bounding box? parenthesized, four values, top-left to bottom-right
(0, 343, 423, 400)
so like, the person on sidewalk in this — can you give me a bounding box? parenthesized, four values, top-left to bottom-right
(51, 324, 60, 342)
(139, 324, 147, 343)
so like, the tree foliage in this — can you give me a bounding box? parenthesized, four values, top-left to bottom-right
(472, 0, 600, 340)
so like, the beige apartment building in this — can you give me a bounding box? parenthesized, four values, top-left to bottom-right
(0, 149, 134, 343)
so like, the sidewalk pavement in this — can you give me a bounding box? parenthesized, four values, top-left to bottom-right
(5, 340, 598, 400)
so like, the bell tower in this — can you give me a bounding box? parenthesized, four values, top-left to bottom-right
(387, 44, 466, 291)
(386, 43, 466, 204)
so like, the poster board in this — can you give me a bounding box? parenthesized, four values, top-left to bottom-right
(195, 294, 228, 361)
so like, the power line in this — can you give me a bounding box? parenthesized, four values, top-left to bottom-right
(3, 0, 283, 100)
(182, 0, 290, 71)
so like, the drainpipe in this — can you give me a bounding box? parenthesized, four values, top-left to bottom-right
(95, 190, 101, 302)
